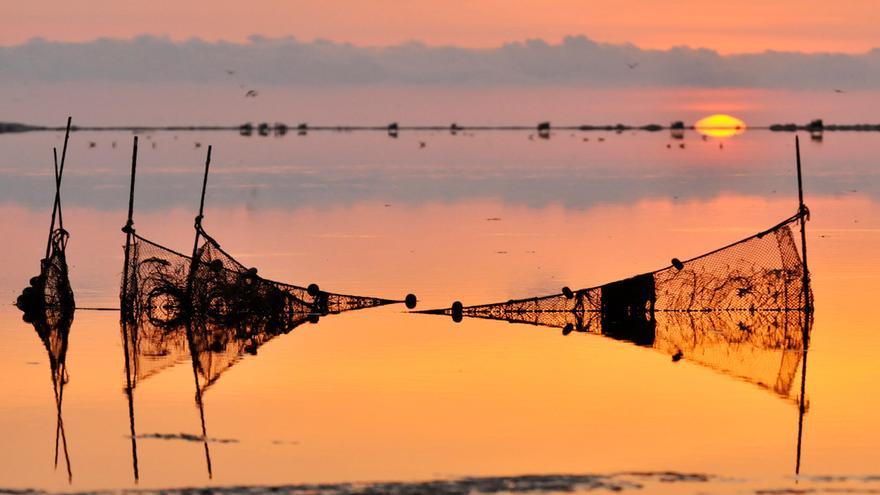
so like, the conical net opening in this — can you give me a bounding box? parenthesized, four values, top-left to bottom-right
(453, 213, 809, 320)
(424, 213, 813, 403)
(120, 228, 399, 390)
(17, 227, 75, 479)
(18, 229, 75, 325)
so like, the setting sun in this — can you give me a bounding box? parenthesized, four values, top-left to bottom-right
(695, 114, 747, 137)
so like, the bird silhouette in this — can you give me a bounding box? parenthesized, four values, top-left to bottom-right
(627, 62, 640, 69)
(419, 141, 426, 148)
(245, 90, 258, 98)
(834, 89, 845, 93)
(226, 69, 236, 75)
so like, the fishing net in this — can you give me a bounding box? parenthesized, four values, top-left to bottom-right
(420, 212, 813, 403)
(187, 309, 313, 393)
(120, 310, 307, 393)
(16, 229, 75, 481)
(17, 228, 75, 323)
(432, 212, 810, 319)
(120, 226, 403, 389)
(20, 230, 74, 408)
(122, 228, 401, 328)
(188, 228, 402, 327)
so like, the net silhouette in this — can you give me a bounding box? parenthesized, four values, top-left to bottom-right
(120, 227, 404, 391)
(26, 289, 74, 483)
(419, 212, 812, 404)
(118, 141, 416, 481)
(18, 229, 75, 322)
(119, 141, 410, 390)
(15, 117, 75, 482)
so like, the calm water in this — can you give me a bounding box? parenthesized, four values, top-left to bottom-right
(1, 87, 879, 493)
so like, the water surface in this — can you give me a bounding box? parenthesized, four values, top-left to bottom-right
(1, 87, 879, 493)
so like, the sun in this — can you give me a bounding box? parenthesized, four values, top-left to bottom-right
(695, 114, 747, 138)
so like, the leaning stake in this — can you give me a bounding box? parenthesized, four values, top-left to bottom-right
(45, 117, 72, 259)
(119, 136, 140, 482)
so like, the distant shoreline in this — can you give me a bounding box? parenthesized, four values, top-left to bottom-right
(2, 121, 878, 135)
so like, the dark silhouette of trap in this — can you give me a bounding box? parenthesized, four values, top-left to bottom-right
(117, 139, 417, 482)
(417, 137, 815, 475)
(14, 116, 75, 483)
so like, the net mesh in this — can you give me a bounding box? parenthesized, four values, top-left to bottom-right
(16, 228, 75, 479)
(440, 213, 810, 320)
(120, 227, 400, 389)
(17, 229, 75, 324)
(121, 312, 309, 393)
(190, 228, 401, 326)
(421, 212, 813, 403)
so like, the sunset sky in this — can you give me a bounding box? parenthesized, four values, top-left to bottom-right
(3, 0, 879, 53)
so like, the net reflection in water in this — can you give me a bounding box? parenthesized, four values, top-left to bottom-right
(120, 227, 404, 390)
(421, 212, 813, 403)
(17, 232, 75, 482)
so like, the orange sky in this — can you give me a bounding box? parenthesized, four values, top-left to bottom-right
(2, 0, 879, 53)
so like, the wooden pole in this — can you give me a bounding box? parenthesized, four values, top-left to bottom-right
(53, 152, 63, 232)
(795, 339, 809, 475)
(795, 135, 811, 315)
(52, 366, 73, 482)
(45, 117, 72, 259)
(185, 328, 214, 479)
(191, 146, 213, 257)
(794, 135, 813, 476)
(120, 136, 140, 482)
(183, 145, 214, 478)
(186, 145, 212, 297)
(121, 136, 139, 311)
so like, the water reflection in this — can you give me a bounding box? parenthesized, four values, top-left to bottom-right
(3, 114, 878, 489)
(423, 301, 813, 476)
(114, 138, 417, 481)
(423, 210, 811, 397)
(20, 294, 75, 483)
(420, 208, 814, 473)
(14, 118, 76, 483)
(120, 287, 403, 480)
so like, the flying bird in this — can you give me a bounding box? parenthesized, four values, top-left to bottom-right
(245, 90, 258, 98)
(627, 62, 640, 69)
(226, 69, 236, 75)
(834, 89, 845, 93)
